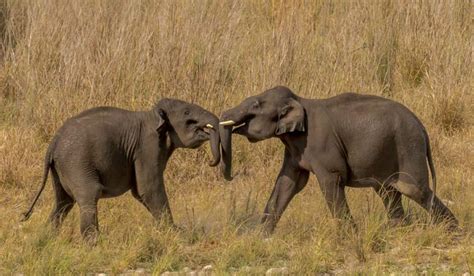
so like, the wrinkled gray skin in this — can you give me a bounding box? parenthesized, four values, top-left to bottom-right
(22, 99, 220, 242)
(220, 86, 458, 235)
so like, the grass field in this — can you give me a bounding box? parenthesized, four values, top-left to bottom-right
(0, 0, 472, 274)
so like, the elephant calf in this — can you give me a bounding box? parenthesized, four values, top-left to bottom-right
(219, 86, 458, 235)
(22, 99, 220, 241)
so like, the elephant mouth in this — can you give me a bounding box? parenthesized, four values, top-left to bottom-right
(192, 125, 214, 146)
(195, 132, 209, 144)
(202, 127, 211, 135)
(220, 118, 260, 140)
(197, 123, 214, 137)
(231, 122, 260, 143)
(219, 118, 249, 135)
(232, 122, 247, 133)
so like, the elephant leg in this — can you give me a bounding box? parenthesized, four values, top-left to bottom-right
(134, 149, 175, 228)
(135, 185, 174, 225)
(373, 184, 405, 224)
(131, 187, 151, 213)
(78, 201, 99, 244)
(317, 172, 356, 230)
(134, 162, 174, 226)
(74, 179, 101, 244)
(261, 151, 309, 235)
(48, 167, 75, 230)
(393, 174, 458, 227)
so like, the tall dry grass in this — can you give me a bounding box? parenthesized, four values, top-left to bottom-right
(0, 0, 472, 274)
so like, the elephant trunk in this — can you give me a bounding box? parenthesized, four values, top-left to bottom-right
(219, 107, 247, 181)
(208, 126, 220, 167)
(219, 124, 233, 181)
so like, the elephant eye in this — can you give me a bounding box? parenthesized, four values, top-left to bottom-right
(252, 100, 260, 109)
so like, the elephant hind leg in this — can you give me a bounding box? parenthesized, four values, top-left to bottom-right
(73, 178, 102, 244)
(48, 166, 75, 230)
(316, 171, 356, 233)
(373, 184, 405, 224)
(78, 201, 99, 244)
(392, 173, 458, 227)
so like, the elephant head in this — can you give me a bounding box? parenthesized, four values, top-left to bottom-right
(219, 86, 306, 180)
(155, 99, 220, 166)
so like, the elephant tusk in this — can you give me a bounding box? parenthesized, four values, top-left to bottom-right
(233, 122, 246, 130)
(205, 124, 214, 129)
(219, 120, 236, 126)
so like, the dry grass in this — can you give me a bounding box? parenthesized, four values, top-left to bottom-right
(0, 0, 472, 274)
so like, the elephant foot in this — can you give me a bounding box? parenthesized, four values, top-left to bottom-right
(83, 231, 99, 246)
(260, 223, 276, 238)
(261, 229, 273, 239)
(443, 219, 461, 233)
(387, 217, 409, 228)
(263, 237, 273, 243)
(152, 212, 176, 229)
(81, 223, 99, 246)
(333, 219, 358, 242)
(171, 223, 186, 233)
(449, 226, 465, 243)
(260, 214, 276, 238)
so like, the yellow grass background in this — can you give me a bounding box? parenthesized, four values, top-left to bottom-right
(0, 0, 472, 274)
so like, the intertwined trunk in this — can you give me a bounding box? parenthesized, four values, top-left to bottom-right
(208, 127, 221, 166)
(219, 125, 233, 180)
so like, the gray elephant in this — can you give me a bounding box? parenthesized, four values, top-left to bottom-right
(22, 99, 220, 241)
(219, 86, 458, 235)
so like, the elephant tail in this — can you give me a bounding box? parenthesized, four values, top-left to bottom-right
(21, 139, 55, 222)
(425, 130, 437, 210)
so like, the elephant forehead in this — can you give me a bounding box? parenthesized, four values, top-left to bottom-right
(262, 86, 294, 98)
(162, 101, 211, 116)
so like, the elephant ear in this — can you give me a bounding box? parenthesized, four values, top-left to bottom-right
(275, 98, 305, 135)
(153, 108, 167, 132)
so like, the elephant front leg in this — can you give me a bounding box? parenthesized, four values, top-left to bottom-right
(317, 172, 356, 232)
(134, 161, 174, 227)
(261, 158, 309, 236)
(140, 184, 174, 225)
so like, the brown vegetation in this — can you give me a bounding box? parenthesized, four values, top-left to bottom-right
(0, 0, 472, 274)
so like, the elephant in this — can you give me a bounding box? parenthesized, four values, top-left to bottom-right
(22, 98, 220, 241)
(219, 86, 458, 235)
